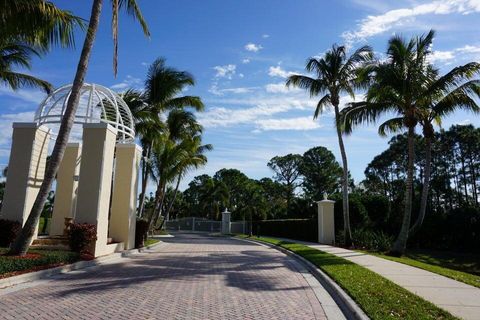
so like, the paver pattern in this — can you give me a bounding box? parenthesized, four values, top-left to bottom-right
(0, 233, 329, 320)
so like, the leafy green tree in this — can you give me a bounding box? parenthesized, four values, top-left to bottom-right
(341, 30, 437, 255)
(287, 44, 373, 246)
(300, 146, 343, 201)
(10, 0, 150, 255)
(267, 154, 302, 215)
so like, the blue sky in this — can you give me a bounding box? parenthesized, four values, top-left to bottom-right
(1, 0, 480, 191)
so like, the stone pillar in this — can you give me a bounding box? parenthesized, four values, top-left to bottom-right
(222, 210, 231, 234)
(317, 199, 335, 245)
(75, 123, 116, 257)
(0, 123, 50, 240)
(50, 143, 82, 236)
(109, 143, 141, 250)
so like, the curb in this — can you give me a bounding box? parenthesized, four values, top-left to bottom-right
(0, 240, 166, 290)
(237, 237, 369, 320)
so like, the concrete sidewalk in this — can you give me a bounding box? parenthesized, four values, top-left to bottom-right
(282, 238, 480, 320)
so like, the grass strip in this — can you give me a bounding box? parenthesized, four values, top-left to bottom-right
(144, 238, 160, 247)
(238, 235, 457, 320)
(368, 251, 480, 289)
(0, 248, 79, 278)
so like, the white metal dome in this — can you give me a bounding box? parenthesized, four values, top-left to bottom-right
(34, 83, 135, 143)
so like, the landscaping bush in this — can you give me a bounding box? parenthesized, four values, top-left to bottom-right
(352, 228, 393, 252)
(0, 248, 79, 276)
(253, 219, 317, 242)
(135, 219, 149, 248)
(67, 223, 97, 253)
(0, 219, 21, 248)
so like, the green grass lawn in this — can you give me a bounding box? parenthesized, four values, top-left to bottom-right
(0, 248, 79, 278)
(144, 238, 160, 247)
(238, 235, 457, 320)
(368, 250, 480, 288)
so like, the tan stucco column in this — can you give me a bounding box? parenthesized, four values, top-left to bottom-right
(317, 199, 335, 245)
(109, 143, 141, 250)
(75, 123, 116, 257)
(0, 123, 50, 239)
(50, 143, 82, 236)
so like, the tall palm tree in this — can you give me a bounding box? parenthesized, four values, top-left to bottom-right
(148, 110, 204, 228)
(286, 44, 373, 246)
(121, 89, 163, 217)
(409, 64, 480, 235)
(163, 136, 212, 222)
(0, 38, 52, 92)
(340, 30, 437, 255)
(126, 58, 204, 219)
(10, 0, 149, 256)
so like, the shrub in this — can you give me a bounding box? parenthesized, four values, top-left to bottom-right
(135, 219, 149, 248)
(67, 223, 97, 253)
(352, 229, 393, 252)
(0, 219, 21, 248)
(253, 219, 317, 242)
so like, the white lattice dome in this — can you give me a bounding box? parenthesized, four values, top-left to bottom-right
(34, 83, 135, 143)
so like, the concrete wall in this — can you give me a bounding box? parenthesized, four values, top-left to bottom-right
(75, 124, 117, 257)
(109, 143, 141, 250)
(0, 123, 50, 239)
(50, 143, 82, 236)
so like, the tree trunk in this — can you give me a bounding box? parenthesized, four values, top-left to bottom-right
(165, 174, 182, 222)
(9, 0, 103, 256)
(391, 125, 415, 256)
(147, 185, 162, 228)
(152, 183, 167, 228)
(410, 135, 432, 236)
(137, 142, 151, 217)
(334, 105, 352, 247)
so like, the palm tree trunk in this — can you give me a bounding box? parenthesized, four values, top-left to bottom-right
(9, 0, 103, 256)
(147, 185, 162, 228)
(410, 135, 432, 236)
(334, 106, 352, 247)
(152, 183, 167, 228)
(137, 142, 151, 217)
(165, 174, 182, 222)
(391, 125, 415, 256)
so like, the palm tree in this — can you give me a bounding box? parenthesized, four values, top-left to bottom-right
(286, 44, 373, 246)
(125, 58, 204, 219)
(199, 178, 229, 220)
(1, 0, 84, 50)
(121, 89, 163, 218)
(409, 64, 480, 235)
(148, 110, 204, 228)
(340, 30, 438, 255)
(0, 38, 52, 92)
(163, 136, 212, 222)
(9, 0, 149, 256)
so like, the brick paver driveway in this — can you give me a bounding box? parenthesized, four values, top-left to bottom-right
(0, 232, 340, 320)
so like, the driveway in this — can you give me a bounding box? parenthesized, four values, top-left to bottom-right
(0, 232, 343, 320)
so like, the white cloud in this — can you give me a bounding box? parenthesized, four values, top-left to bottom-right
(0, 111, 36, 146)
(428, 44, 480, 63)
(268, 66, 295, 78)
(242, 58, 251, 64)
(343, 0, 480, 43)
(265, 82, 300, 93)
(209, 85, 256, 96)
(213, 64, 236, 79)
(262, 34, 270, 38)
(198, 95, 316, 128)
(255, 116, 321, 131)
(245, 43, 263, 52)
(110, 75, 142, 91)
(0, 87, 46, 105)
(239, 73, 245, 78)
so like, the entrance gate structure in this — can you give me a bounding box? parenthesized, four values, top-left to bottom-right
(0, 84, 141, 257)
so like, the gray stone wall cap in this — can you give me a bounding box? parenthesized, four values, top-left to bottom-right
(316, 200, 336, 204)
(83, 122, 117, 134)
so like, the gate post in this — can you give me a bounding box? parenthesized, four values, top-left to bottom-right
(317, 197, 335, 245)
(222, 209, 231, 234)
